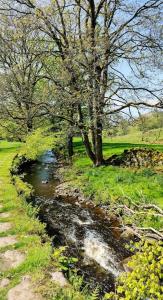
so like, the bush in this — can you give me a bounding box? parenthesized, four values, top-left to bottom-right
(20, 127, 54, 160)
(105, 240, 163, 300)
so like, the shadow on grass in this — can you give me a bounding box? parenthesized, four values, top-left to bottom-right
(74, 139, 163, 154)
(0, 141, 21, 154)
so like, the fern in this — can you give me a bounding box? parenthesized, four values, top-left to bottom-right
(87, 287, 99, 300)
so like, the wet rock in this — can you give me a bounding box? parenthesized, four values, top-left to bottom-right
(7, 276, 43, 300)
(42, 180, 48, 184)
(0, 278, 10, 288)
(0, 250, 25, 271)
(121, 257, 133, 272)
(50, 271, 69, 287)
(55, 183, 86, 202)
(120, 227, 135, 239)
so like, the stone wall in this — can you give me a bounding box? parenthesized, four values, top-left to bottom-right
(106, 148, 163, 168)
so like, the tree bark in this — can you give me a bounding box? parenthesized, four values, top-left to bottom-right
(81, 130, 96, 164)
(78, 104, 96, 164)
(27, 118, 33, 133)
(88, 100, 96, 152)
(94, 120, 104, 166)
(67, 133, 74, 158)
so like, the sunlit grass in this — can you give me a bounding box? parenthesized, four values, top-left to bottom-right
(0, 141, 51, 298)
(71, 137, 163, 204)
(61, 136, 163, 229)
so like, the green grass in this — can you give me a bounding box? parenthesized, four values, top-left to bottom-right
(108, 127, 163, 144)
(0, 140, 52, 299)
(62, 137, 163, 229)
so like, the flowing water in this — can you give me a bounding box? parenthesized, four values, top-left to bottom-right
(24, 151, 130, 295)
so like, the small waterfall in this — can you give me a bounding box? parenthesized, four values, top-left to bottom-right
(83, 231, 121, 277)
(67, 226, 77, 243)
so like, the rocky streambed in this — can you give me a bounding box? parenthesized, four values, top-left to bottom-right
(23, 151, 131, 296)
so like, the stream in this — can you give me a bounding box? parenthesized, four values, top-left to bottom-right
(24, 151, 130, 296)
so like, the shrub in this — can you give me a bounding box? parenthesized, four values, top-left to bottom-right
(104, 240, 163, 300)
(20, 127, 54, 160)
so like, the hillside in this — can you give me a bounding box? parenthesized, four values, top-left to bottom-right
(108, 111, 163, 144)
(109, 127, 163, 144)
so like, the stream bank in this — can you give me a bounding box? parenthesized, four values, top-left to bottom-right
(23, 150, 132, 296)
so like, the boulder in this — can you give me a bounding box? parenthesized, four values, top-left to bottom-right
(50, 271, 69, 287)
(7, 276, 43, 300)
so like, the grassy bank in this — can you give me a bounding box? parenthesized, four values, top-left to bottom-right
(62, 138, 163, 229)
(0, 141, 53, 299)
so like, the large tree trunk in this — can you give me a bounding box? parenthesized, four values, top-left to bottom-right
(81, 130, 96, 164)
(88, 101, 96, 152)
(67, 132, 74, 158)
(78, 104, 96, 164)
(94, 120, 103, 166)
(27, 118, 33, 133)
(93, 76, 104, 166)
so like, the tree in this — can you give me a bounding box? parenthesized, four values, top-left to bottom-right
(1, 0, 163, 165)
(0, 15, 49, 138)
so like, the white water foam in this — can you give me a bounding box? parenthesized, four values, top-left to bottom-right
(83, 231, 121, 277)
(67, 226, 77, 243)
(74, 215, 93, 226)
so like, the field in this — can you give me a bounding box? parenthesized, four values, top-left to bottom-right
(107, 127, 163, 144)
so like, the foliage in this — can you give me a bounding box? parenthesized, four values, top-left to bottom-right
(12, 175, 32, 199)
(108, 112, 163, 141)
(20, 127, 54, 160)
(44, 270, 99, 300)
(0, 120, 23, 141)
(53, 246, 78, 271)
(104, 240, 163, 300)
(109, 127, 163, 144)
(138, 112, 163, 132)
(1, 0, 162, 166)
